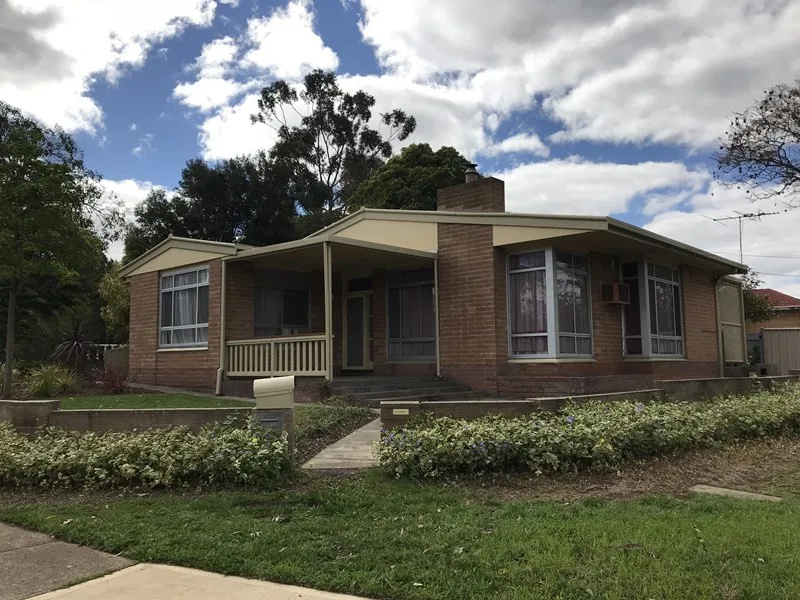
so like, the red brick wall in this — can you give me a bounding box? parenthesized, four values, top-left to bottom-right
(437, 177, 505, 212)
(226, 261, 253, 341)
(128, 259, 222, 391)
(438, 223, 500, 393)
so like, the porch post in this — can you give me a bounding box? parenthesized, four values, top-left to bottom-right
(323, 241, 334, 381)
(215, 259, 228, 395)
(434, 258, 441, 378)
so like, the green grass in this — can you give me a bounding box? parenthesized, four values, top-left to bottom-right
(59, 393, 254, 409)
(2, 473, 800, 599)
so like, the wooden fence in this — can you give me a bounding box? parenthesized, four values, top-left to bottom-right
(103, 345, 129, 379)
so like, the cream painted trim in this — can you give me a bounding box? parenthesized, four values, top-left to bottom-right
(493, 225, 590, 247)
(507, 358, 597, 364)
(328, 218, 438, 253)
(120, 235, 240, 278)
(157, 347, 208, 353)
(216, 258, 228, 395)
(228, 234, 438, 262)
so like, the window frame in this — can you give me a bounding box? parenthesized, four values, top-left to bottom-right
(506, 248, 593, 359)
(621, 260, 685, 358)
(386, 268, 436, 360)
(159, 265, 210, 349)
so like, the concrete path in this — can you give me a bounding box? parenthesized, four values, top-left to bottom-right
(0, 524, 132, 600)
(302, 418, 381, 470)
(30, 564, 373, 600)
(689, 485, 782, 502)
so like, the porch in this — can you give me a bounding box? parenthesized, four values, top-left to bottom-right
(219, 236, 439, 383)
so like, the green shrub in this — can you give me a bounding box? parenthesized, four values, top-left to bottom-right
(26, 365, 76, 398)
(378, 385, 800, 478)
(0, 419, 291, 490)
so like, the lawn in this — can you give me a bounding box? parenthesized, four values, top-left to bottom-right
(59, 393, 253, 410)
(2, 467, 800, 600)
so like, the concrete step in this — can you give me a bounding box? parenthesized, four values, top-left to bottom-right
(351, 390, 485, 408)
(349, 384, 471, 400)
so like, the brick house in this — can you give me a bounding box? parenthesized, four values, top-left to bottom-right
(746, 288, 800, 333)
(120, 171, 748, 400)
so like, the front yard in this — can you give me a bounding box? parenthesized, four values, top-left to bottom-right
(2, 438, 800, 600)
(59, 393, 253, 409)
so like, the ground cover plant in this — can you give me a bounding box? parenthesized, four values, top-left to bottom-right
(378, 385, 800, 477)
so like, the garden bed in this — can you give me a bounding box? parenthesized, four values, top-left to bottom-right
(378, 384, 800, 478)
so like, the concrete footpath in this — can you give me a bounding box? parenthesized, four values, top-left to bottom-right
(302, 418, 381, 470)
(0, 524, 132, 600)
(30, 564, 374, 600)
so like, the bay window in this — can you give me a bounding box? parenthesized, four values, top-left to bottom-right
(622, 262, 684, 357)
(160, 266, 209, 348)
(508, 249, 592, 358)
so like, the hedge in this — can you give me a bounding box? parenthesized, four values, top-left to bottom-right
(0, 419, 291, 490)
(377, 384, 800, 478)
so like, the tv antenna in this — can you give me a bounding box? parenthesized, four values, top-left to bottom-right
(701, 210, 780, 264)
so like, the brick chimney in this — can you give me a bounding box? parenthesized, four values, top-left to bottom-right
(437, 164, 505, 213)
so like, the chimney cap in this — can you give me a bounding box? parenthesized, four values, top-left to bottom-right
(465, 163, 479, 183)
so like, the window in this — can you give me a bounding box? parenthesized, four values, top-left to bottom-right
(387, 268, 436, 359)
(254, 287, 310, 337)
(556, 252, 591, 355)
(507, 249, 592, 357)
(160, 266, 209, 347)
(647, 264, 683, 355)
(508, 251, 548, 355)
(622, 261, 684, 357)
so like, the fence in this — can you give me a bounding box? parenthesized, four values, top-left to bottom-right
(762, 328, 800, 375)
(103, 345, 129, 379)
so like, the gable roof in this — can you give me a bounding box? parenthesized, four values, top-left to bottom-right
(753, 288, 800, 308)
(306, 207, 745, 273)
(119, 236, 249, 278)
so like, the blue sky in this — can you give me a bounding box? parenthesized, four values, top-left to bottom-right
(3, 0, 800, 294)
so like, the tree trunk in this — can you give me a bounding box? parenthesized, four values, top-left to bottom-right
(2, 280, 17, 400)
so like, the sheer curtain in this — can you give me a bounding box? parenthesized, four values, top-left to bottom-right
(509, 269, 547, 354)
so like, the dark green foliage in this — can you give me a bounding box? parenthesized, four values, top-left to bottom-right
(742, 268, 776, 324)
(348, 144, 471, 211)
(123, 153, 296, 262)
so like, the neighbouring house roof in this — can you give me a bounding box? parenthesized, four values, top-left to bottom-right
(306, 207, 745, 273)
(753, 288, 800, 308)
(119, 235, 251, 278)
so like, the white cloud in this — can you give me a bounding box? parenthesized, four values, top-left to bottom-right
(241, 0, 339, 79)
(199, 93, 281, 160)
(481, 132, 550, 158)
(645, 182, 800, 297)
(497, 157, 708, 216)
(132, 133, 155, 158)
(1, 0, 230, 133)
(353, 0, 800, 148)
(174, 77, 246, 112)
(129, 123, 137, 132)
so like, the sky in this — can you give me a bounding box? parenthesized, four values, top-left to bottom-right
(3, 0, 800, 294)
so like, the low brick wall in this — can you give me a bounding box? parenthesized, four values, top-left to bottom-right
(0, 400, 60, 435)
(654, 375, 800, 402)
(48, 407, 252, 433)
(381, 390, 665, 430)
(221, 376, 325, 403)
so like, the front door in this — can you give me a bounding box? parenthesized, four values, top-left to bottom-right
(343, 292, 372, 370)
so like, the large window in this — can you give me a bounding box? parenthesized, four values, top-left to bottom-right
(622, 262, 684, 357)
(254, 287, 309, 337)
(160, 266, 209, 348)
(387, 268, 436, 359)
(508, 249, 592, 357)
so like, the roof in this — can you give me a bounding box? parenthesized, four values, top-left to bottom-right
(227, 234, 437, 262)
(307, 207, 745, 273)
(753, 288, 800, 308)
(119, 235, 249, 278)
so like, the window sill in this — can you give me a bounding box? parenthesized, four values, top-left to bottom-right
(622, 357, 687, 362)
(157, 346, 209, 353)
(507, 357, 597, 364)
